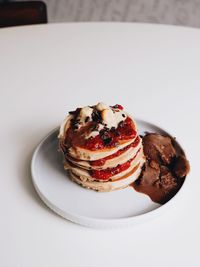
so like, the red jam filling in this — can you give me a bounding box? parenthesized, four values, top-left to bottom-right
(90, 149, 141, 180)
(64, 117, 137, 151)
(90, 136, 140, 166)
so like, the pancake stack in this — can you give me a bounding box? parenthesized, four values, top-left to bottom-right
(58, 103, 145, 192)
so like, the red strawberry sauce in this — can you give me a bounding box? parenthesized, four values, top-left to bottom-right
(90, 149, 141, 180)
(90, 136, 140, 167)
(65, 117, 137, 151)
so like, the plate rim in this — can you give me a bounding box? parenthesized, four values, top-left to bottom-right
(31, 118, 189, 228)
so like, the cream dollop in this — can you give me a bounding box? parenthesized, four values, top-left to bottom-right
(96, 102, 109, 111)
(59, 103, 127, 140)
(77, 106, 93, 125)
(76, 102, 127, 129)
(100, 104, 127, 129)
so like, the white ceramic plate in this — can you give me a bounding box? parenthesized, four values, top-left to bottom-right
(31, 119, 186, 228)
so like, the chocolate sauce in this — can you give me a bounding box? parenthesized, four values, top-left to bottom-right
(132, 164, 185, 204)
(131, 133, 190, 205)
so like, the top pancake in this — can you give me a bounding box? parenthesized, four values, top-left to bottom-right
(58, 103, 138, 161)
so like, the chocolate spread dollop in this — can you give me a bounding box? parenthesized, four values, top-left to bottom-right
(133, 133, 190, 204)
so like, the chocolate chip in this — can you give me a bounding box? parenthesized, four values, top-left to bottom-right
(118, 121, 124, 127)
(122, 114, 125, 118)
(103, 137, 112, 145)
(69, 108, 81, 116)
(115, 131, 120, 137)
(100, 130, 112, 145)
(92, 124, 99, 131)
(109, 126, 120, 137)
(92, 110, 102, 123)
(85, 116, 90, 123)
(71, 118, 79, 130)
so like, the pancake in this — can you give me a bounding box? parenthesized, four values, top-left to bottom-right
(67, 137, 137, 161)
(69, 161, 144, 192)
(66, 136, 143, 170)
(64, 148, 144, 182)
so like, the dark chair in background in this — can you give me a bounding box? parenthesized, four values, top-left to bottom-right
(0, 1, 47, 27)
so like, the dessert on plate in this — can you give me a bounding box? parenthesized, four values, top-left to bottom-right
(58, 103, 145, 192)
(58, 102, 190, 204)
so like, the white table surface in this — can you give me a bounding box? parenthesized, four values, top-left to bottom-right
(0, 23, 199, 267)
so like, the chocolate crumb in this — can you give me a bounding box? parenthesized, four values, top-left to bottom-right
(85, 116, 90, 123)
(92, 110, 102, 123)
(71, 118, 79, 130)
(100, 130, 112, 145)
(103, 137, 112, 145)
(69, 108, 81, 116)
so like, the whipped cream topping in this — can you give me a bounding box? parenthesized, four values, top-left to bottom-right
(80, 102, 127, 129)
(59, 103, 128, 139)
(77, 106, 93, 124)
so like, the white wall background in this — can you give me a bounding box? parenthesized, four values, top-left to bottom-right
(41, 0, 200, 27)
